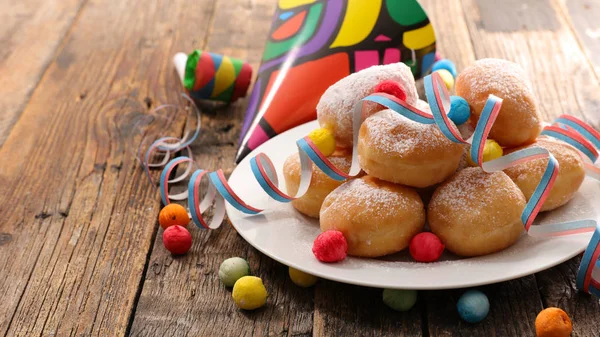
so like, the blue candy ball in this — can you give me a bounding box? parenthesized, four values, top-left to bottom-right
(432, 59, 457, 78)
(457, 290, 489, 323)
(449, 96, 470, 125)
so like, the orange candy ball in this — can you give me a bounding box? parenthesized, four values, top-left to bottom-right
(535, 307, 572, 337)
(158, 204, 190, 229)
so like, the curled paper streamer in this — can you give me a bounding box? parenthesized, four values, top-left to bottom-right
(148, 73, 600, 296)
(235, 0, 438, 163)
(173, 50, 252, 103)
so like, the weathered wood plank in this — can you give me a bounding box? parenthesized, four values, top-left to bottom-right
(0, 0, 217, 335)
(313, 283, 423, 337)
(0, 0, 87, 147)
(421, 0, 476, 73)
(461, 0, 600, 126)
(425, 278, 542, 336)
(129, 1, 313, 336)
(555, 0, 600, 82)
(536, 258, 600, 337)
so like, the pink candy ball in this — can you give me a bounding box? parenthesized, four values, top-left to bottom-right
(312, 230, 348, 263)
(374, 80, 407, 102)
(409, 232, 445, 263)
(163, 225, 192, 255)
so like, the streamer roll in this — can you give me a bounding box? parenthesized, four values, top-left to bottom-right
(174, 50, 253, 103)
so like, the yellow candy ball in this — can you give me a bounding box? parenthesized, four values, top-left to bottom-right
(307, 128, 336, 156)
(288, 267, 318, 287)
(436, 69, 455, 90)
(483, 139, 503, 162)
(466, 139, 504, 166)
(232, 276, 267, 310)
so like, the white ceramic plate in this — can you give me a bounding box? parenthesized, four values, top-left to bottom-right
(226, 121, 598, 289)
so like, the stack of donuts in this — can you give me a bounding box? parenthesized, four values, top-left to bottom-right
(283, 58, 586, 259)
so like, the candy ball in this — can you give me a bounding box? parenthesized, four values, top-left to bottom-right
(288, 267, 318, 287)
(158, 203, 190, 229)
(374, 80, 407, 102)
(409, 232, 445, 262)
(467, 139, 504, 166)
(434, 52, 443, 62)
(162, 225, 192, 255)
(312, 230, 348, 263)
(535, 307, 572, 337)
(457, 290, 490, 323)
(219, 257, 251, 287)
(449, 96, 471, 125)
(435, 69, 455, 90)
(383, 289, 418, 312)
(483, 139, 503, 162)
(308, 128, 336, 157)
(232, 276, 268, 310)
(432, 59, 457, 78)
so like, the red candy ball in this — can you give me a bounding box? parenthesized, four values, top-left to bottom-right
(163, 225, 192, 255)
(374, 80, 407, 102)
(409, 232, 445, 262)
(312, 230, 348, 263)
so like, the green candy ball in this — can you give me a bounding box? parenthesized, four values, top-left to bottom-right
(383, 289, 418, 311)
(218, 257, 250, 287)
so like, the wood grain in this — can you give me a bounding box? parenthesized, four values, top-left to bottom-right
(555, 0, 600, 81)
(313, 283, 423, 337)
(461, 0, 600, 128)
(536, 258, 600, 337)
(0, 0, 216, 335)
(0, 0, 87, 147)
(425, 278, 542, 336)
(128, 1, 314, 336)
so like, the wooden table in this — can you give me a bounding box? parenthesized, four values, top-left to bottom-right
(1, 0, 600, 336)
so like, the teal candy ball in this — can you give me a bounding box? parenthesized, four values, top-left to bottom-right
(432, 59, 457, 77)
(218, 257, 250, 287)
(383, 289, 418, 312)
(449, 96, 471, 125)
(457, 290, 489, 323)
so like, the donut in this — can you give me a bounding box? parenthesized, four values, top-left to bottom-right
(455, 58, 542, 148)
(320, 176, 425, 258)
(317, 63, 418, 148)
(428, 168, 526, 257)
(357, 109, 465, 188)
(283, 151, 353, 218)
(504, 137, 585, 212)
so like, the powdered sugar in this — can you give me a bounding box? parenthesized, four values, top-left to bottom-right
(457, 58, 538, 125)
(317, 63, 418, 147)
(362, 109, 459, 157)
(431, 168, 523, 220)
(460, 58, 532, 102)
(321, 177, 420, 219)
(505, 136, 584, 180)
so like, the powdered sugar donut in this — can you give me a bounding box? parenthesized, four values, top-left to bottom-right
(504, 137, 585, 212)
(320, 176, 425, 258)
(317, 63, 418, 148)
(358, 109, 465, 188)
(283, 151, 353, 218)
(455, 58, 542, 148)
(428, 168, 526, 257)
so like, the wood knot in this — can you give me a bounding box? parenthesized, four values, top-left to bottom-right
(0, 233, 12, 245)
(35, 212, 52, 220)
(144, 97, 153, 109)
